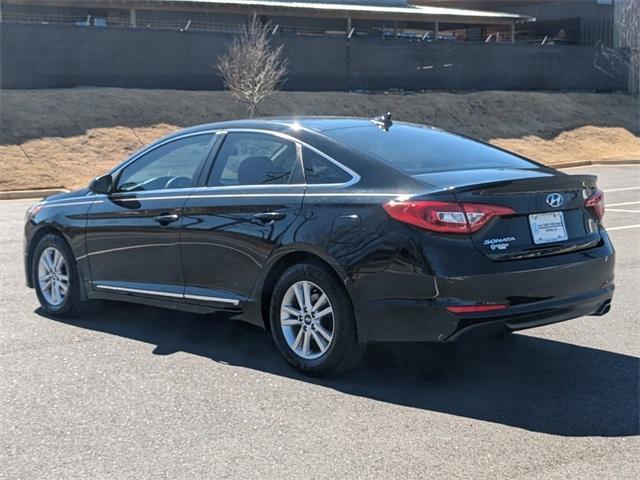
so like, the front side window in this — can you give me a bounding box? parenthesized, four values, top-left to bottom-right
(302, 147, 353, 185)
(116, 134, 214, 192)
(207, 133, 297, 187)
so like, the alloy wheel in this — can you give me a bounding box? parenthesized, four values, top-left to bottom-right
(37, 247, 69, 306)
(280, 280, 334, 360)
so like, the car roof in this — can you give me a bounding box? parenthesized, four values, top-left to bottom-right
(124, 116, 406, 172)
(120, 116, 458, 191)
(174, 116, 437, 137)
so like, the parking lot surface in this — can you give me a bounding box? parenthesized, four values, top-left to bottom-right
(1, 166, 638, 479)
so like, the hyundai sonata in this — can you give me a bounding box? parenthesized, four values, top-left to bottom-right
(24, 116, 615, 374)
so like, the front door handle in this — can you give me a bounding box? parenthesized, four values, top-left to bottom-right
(253, 211, 286, 224)
(153, 213, 180, 226)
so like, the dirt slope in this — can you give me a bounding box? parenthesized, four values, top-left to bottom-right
(0, 88, 638, 190)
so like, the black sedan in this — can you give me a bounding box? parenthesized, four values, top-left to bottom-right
(24, 116, 615, 374)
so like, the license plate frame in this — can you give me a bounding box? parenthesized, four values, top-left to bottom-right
(529, 211, 568, 245)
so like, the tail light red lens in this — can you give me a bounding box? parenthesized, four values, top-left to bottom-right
(585, 189, 605, 219)
(383, 200, 515, 234)
(446, 304, 508, 314)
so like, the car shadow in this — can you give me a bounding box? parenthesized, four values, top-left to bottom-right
(36, 301, 639, 438)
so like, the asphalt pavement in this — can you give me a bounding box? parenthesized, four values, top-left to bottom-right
(1, 165, 638, 479)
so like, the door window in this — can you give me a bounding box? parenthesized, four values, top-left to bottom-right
(207, 133, 297, 187)
(302, 147, 353, 185)
(116, 134, 214, 192)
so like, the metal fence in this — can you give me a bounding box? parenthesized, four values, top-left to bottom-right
(0, 12, 517, 41)
(0, 23, 629, 92)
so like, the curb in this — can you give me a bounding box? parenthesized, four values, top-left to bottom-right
(555, 159, 640, 169)
(0, 189, 69, 200)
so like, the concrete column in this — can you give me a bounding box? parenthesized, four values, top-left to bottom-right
(434, 21, 439, 39)
(510, 22, 515, 43)
(346, 15, 351, 37)
(130, 8, 136, 28)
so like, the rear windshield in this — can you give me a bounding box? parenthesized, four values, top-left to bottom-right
(326, 124, 536, 174)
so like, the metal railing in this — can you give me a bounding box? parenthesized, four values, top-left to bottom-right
(2, 12, 128, 27)
(1, 12, 519, 43)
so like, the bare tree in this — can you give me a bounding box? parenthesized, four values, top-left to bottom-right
(217, 15, 288, 117)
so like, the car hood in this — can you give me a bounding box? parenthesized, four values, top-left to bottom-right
(44, 188, 91, 202)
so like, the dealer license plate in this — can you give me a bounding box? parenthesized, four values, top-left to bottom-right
(529, 211, 568, 245)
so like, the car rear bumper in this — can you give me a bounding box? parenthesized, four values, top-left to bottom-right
(356, 285, 613, 343)
(352, 239, 615, 343)
(444, 286, 613, 341)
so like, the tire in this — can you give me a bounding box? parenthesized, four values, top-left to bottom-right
(32, 233, 82, 317)
(269, 262, 365, 375)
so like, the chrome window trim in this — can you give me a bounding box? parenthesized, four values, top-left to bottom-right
(92, 191, 405, 202)
(211, 128, 360, 189)
(105, 127, 360, 192)
(101, 183, 309, 197)
(298, 142, 361, 189)
(195, 184, 307, 191)
(94, 284, 240, 305)
(105, 186, 197, 199)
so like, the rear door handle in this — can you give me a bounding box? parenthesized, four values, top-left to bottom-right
(153, 213, 180, 225)
(253, 212, 286, 224)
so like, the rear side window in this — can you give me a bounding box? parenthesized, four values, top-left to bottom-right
(207, 132, 297, 186)
(302, 147, 352, 185)
(326, 124, 535, 174)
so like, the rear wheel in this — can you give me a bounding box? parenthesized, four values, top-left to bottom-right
(33, 234, 81, 317)
(269, 263, 365, 375)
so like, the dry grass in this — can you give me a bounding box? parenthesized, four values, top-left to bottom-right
(0, 88, 638, 190)
(0, 125, 177, 190)
(493, 126, 640, 166)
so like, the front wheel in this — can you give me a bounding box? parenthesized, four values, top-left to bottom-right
(32, 233, 81, 317)
(269, 263, 365, 375)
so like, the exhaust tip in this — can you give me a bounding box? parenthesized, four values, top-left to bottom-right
(593, 300, 612, 316)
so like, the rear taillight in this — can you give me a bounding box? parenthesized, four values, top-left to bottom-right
(383, 200, 515, 234)
(585, 189, 605, 219)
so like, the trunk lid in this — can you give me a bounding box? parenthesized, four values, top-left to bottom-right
(413, 168, 602, 260)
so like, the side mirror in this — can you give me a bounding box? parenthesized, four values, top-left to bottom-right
(89, 174, 113, 195)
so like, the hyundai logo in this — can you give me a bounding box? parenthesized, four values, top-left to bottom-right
(546, 193, 564, 208)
